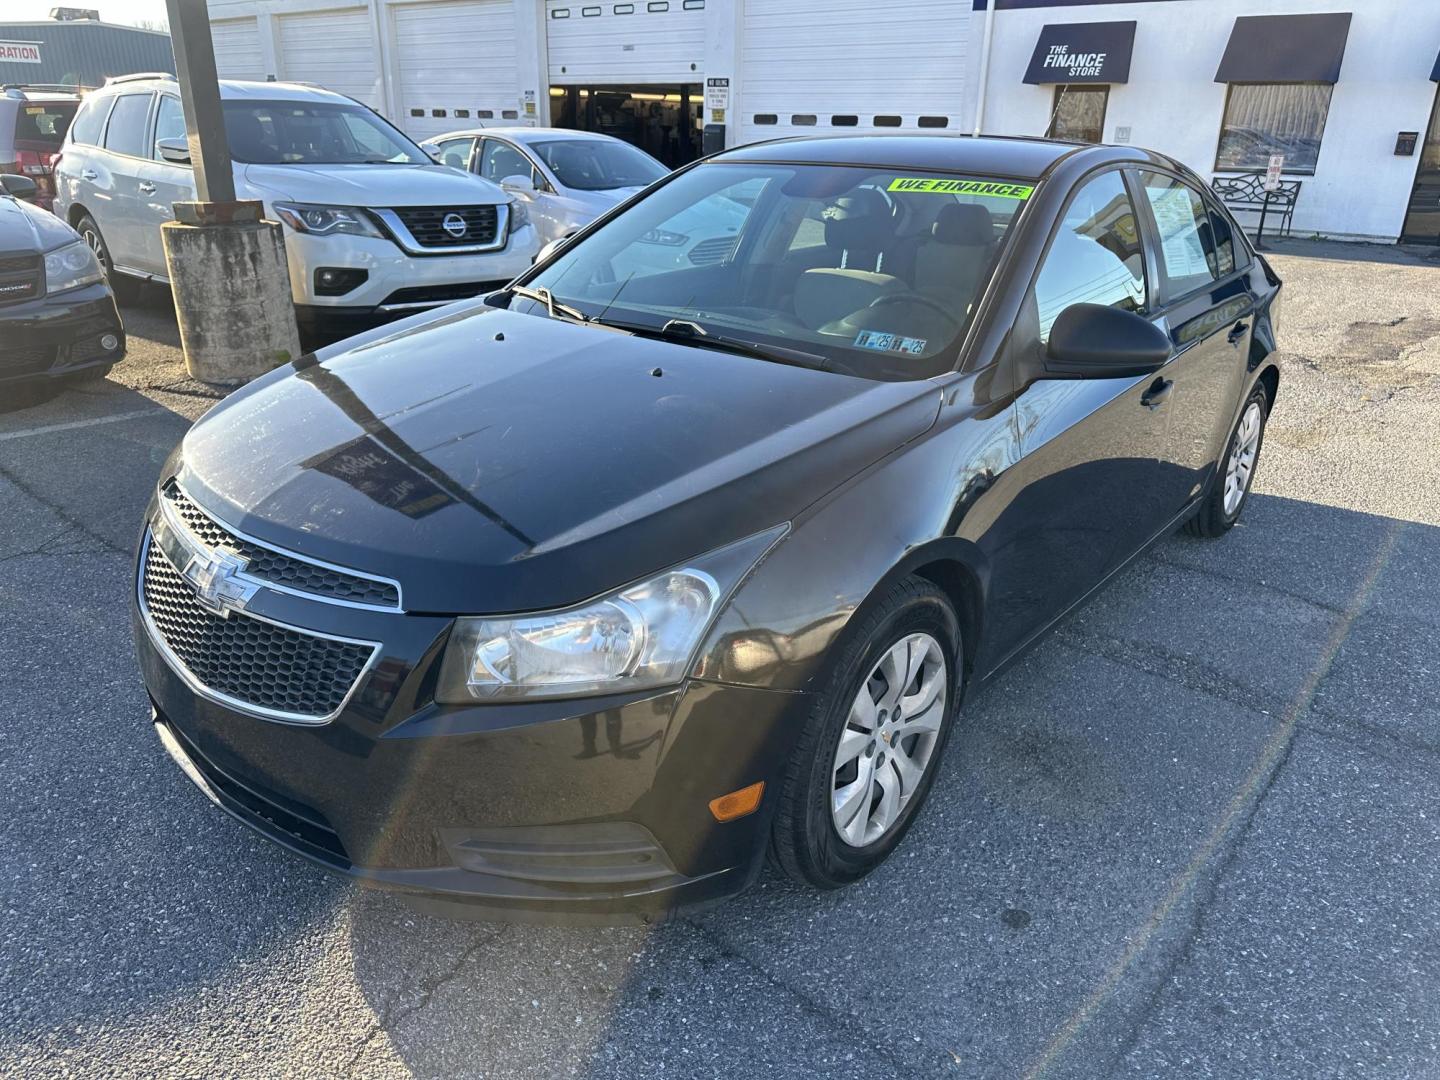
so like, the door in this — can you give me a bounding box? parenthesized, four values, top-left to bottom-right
(1132, 169, 1255, 502)
(477, 137, 563, 242)
(391, 0, 517, 141)
(276, 8, 380, 108)
(90, 91, 155, 274)
(1047, 85, 1108, 143)
(1401, 87, 1440, 244)
(987, 169, 1177, 661)
(136, 94, 197, 278)
(210, 17, 266, 81)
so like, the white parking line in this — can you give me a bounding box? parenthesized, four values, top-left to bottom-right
(0, 407, 172, 443)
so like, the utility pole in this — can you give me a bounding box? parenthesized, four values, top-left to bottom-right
(161, 0, 299, 385)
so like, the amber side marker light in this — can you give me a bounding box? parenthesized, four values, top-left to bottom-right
(709, 781, 765, 822)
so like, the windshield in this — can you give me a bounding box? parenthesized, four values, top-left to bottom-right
(531, 139, 667, 191)
(221, 100, 429, 165)
(13, 101, 76, 148)
(523, 162, 1032, 379)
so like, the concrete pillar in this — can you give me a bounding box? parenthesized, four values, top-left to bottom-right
(162, 214, 301, 386)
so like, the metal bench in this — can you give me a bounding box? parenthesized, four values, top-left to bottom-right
(1210, 173, 1303, 241)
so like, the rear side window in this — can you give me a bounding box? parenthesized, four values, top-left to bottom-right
(1032, 170, 1146, 343)
(1136, 171, 1220, 298)
(103, 93, 153, 158)
(1207, 203, 1240, 276)
(12, 101, 77, 147)
(68, 95, 111, 146)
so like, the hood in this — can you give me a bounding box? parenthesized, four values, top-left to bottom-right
(240, 162, 507, 206)
(177, 308, 940, 614)
(0, 194, 81, 253)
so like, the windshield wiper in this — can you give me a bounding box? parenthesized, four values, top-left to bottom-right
(600, 317, 830, 371)
(505, 285, 591, 324)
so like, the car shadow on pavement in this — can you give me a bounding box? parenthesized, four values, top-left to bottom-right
(328, 493, 1440, 1080)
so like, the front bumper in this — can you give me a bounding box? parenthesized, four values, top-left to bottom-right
(0, 282, 124, 385)
(132, 506, 806, 922)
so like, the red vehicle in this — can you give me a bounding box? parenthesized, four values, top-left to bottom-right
(1, 86, 81, 212)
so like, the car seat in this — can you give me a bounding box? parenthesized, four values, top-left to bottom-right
(913, 203, 995, 313)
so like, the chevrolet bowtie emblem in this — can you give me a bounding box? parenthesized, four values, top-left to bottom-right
(182, 547, 256, 618)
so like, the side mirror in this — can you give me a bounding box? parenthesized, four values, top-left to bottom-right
(156, 138, 191, 165)
(534, 235, 573, 265)
(1046, 303, 1171, 378)
(0, 173, 39, 202)
(419, 141, 442, 162)
(500, 173, 536, 195)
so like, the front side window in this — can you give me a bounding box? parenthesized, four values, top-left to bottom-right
(1032, 170, 1145, 343)
(434, 137, 475, 171)
(530, 139, 666, 191)
(1136, 171, 1220, 298)
(1216, 83, 1332, 174)
(221, 101, 428, 165)
(525, 163, 1033, 379)
(478, 139, 535, 185)
(152, 95, 185, 159)
(102, 93, 153, 158)
(1047, 85, 1108, 144)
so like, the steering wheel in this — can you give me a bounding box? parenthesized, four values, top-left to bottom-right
(866, 291, 962, 329)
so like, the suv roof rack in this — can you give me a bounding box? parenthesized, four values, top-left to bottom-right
(104, 72, 177, 86)
(2, 83, 89, 95)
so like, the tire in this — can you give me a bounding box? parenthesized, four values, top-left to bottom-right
(1185, 384, 1269, 538)
(74, 213, 134, 298)
(770, 575, 962, 890)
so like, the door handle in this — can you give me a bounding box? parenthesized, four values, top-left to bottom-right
(81, 169, 98, 181)
(1141, 377, 1173, 409)
(138, 181, 156, 194)
(1227, 321, 1249, 345)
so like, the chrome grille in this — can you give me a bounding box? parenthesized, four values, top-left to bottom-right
(161, 482, 400, 609)
(141, 535, 376, 722)
(388, 205, 499, 248)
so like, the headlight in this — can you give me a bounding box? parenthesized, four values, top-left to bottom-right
(507, 198, 529, 232)
(435, 525, 787, 702)
(273, 202, 383, 238)
(43, 240, 103, 295)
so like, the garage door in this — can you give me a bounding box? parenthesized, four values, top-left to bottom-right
(740, 0, 970, 144)
(276, 7, 380, 108)
(210, 17, 265, 82)
(546, 0, 704, 85)
(391, 0, 519, 139)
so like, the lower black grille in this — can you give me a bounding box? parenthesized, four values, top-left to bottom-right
(0, 344, 54, 377)
(389, 205, 499, 248)
(161, 716, 350, 867)
(380, 281, 507, 307)
(0, 252, 42, 306)
(162, 482, 400, 608)
(141, 535, 376, 721)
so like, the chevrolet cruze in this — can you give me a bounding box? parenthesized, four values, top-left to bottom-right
(133, 136, 1281, 922)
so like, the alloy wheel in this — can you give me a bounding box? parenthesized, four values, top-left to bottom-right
(830, 632, 948, 848)
(1223, 401, 1263, 515)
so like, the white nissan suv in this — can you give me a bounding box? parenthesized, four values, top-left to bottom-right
(53, 76, 538, 339)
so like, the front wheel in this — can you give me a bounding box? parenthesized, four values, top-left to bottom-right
(769, 576, 961, 889)
(1185, 385, 1269, 538)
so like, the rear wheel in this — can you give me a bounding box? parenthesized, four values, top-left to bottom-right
(1185, 385, 1269, 538)
(770, 576, 961, 889)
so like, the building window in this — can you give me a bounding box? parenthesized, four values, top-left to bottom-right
(1216, 83, 1332, 174)
(455, 108, 470, 118)
(431, 109, 446, 117)
(409, 108, 424, 117)
(1047, 85, 1108, 144)
(682, 0, 704, 8)
(917, 115, 948, 129)
(502, 109, 519, 119)
(551, 7, 570, 17)
(582, 5, 600, 14)
(477, 110, 495, 119)
(614, 2, 633, 11)
(831, 115, 858, 127)
(753, 114, 778, 125)
(874, 115, 901, 127)
(792, 114, 817, 126)
(647, 1, 669, 10)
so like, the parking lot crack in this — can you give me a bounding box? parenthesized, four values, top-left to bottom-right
(341, 925, 508, 1076)
(0, 462, 128, 558)
(1145, 553, 1349, 617)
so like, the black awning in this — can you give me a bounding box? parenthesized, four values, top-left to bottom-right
(1023, 21, 1136, 85)
(1215, 13, 1352, 84)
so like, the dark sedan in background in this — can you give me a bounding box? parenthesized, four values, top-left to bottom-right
(0, 172, 124, 398)
(132, 135, 1280, 922)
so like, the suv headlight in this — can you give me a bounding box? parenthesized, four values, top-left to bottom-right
(273, 202, 383, 238)
(435, 525, 786, 703)
(507, 198, 529, 233)
(44, 240, 103, 295)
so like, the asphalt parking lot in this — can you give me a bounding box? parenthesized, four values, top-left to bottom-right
(3, 240, 1439, 1079)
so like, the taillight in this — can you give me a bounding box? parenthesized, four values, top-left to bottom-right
(17, 149, 54, 176)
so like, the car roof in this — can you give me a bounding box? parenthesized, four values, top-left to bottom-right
(716, 134, 1098, 181)
(431, 126, 625, 144)
(94, 77, 356, 106)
